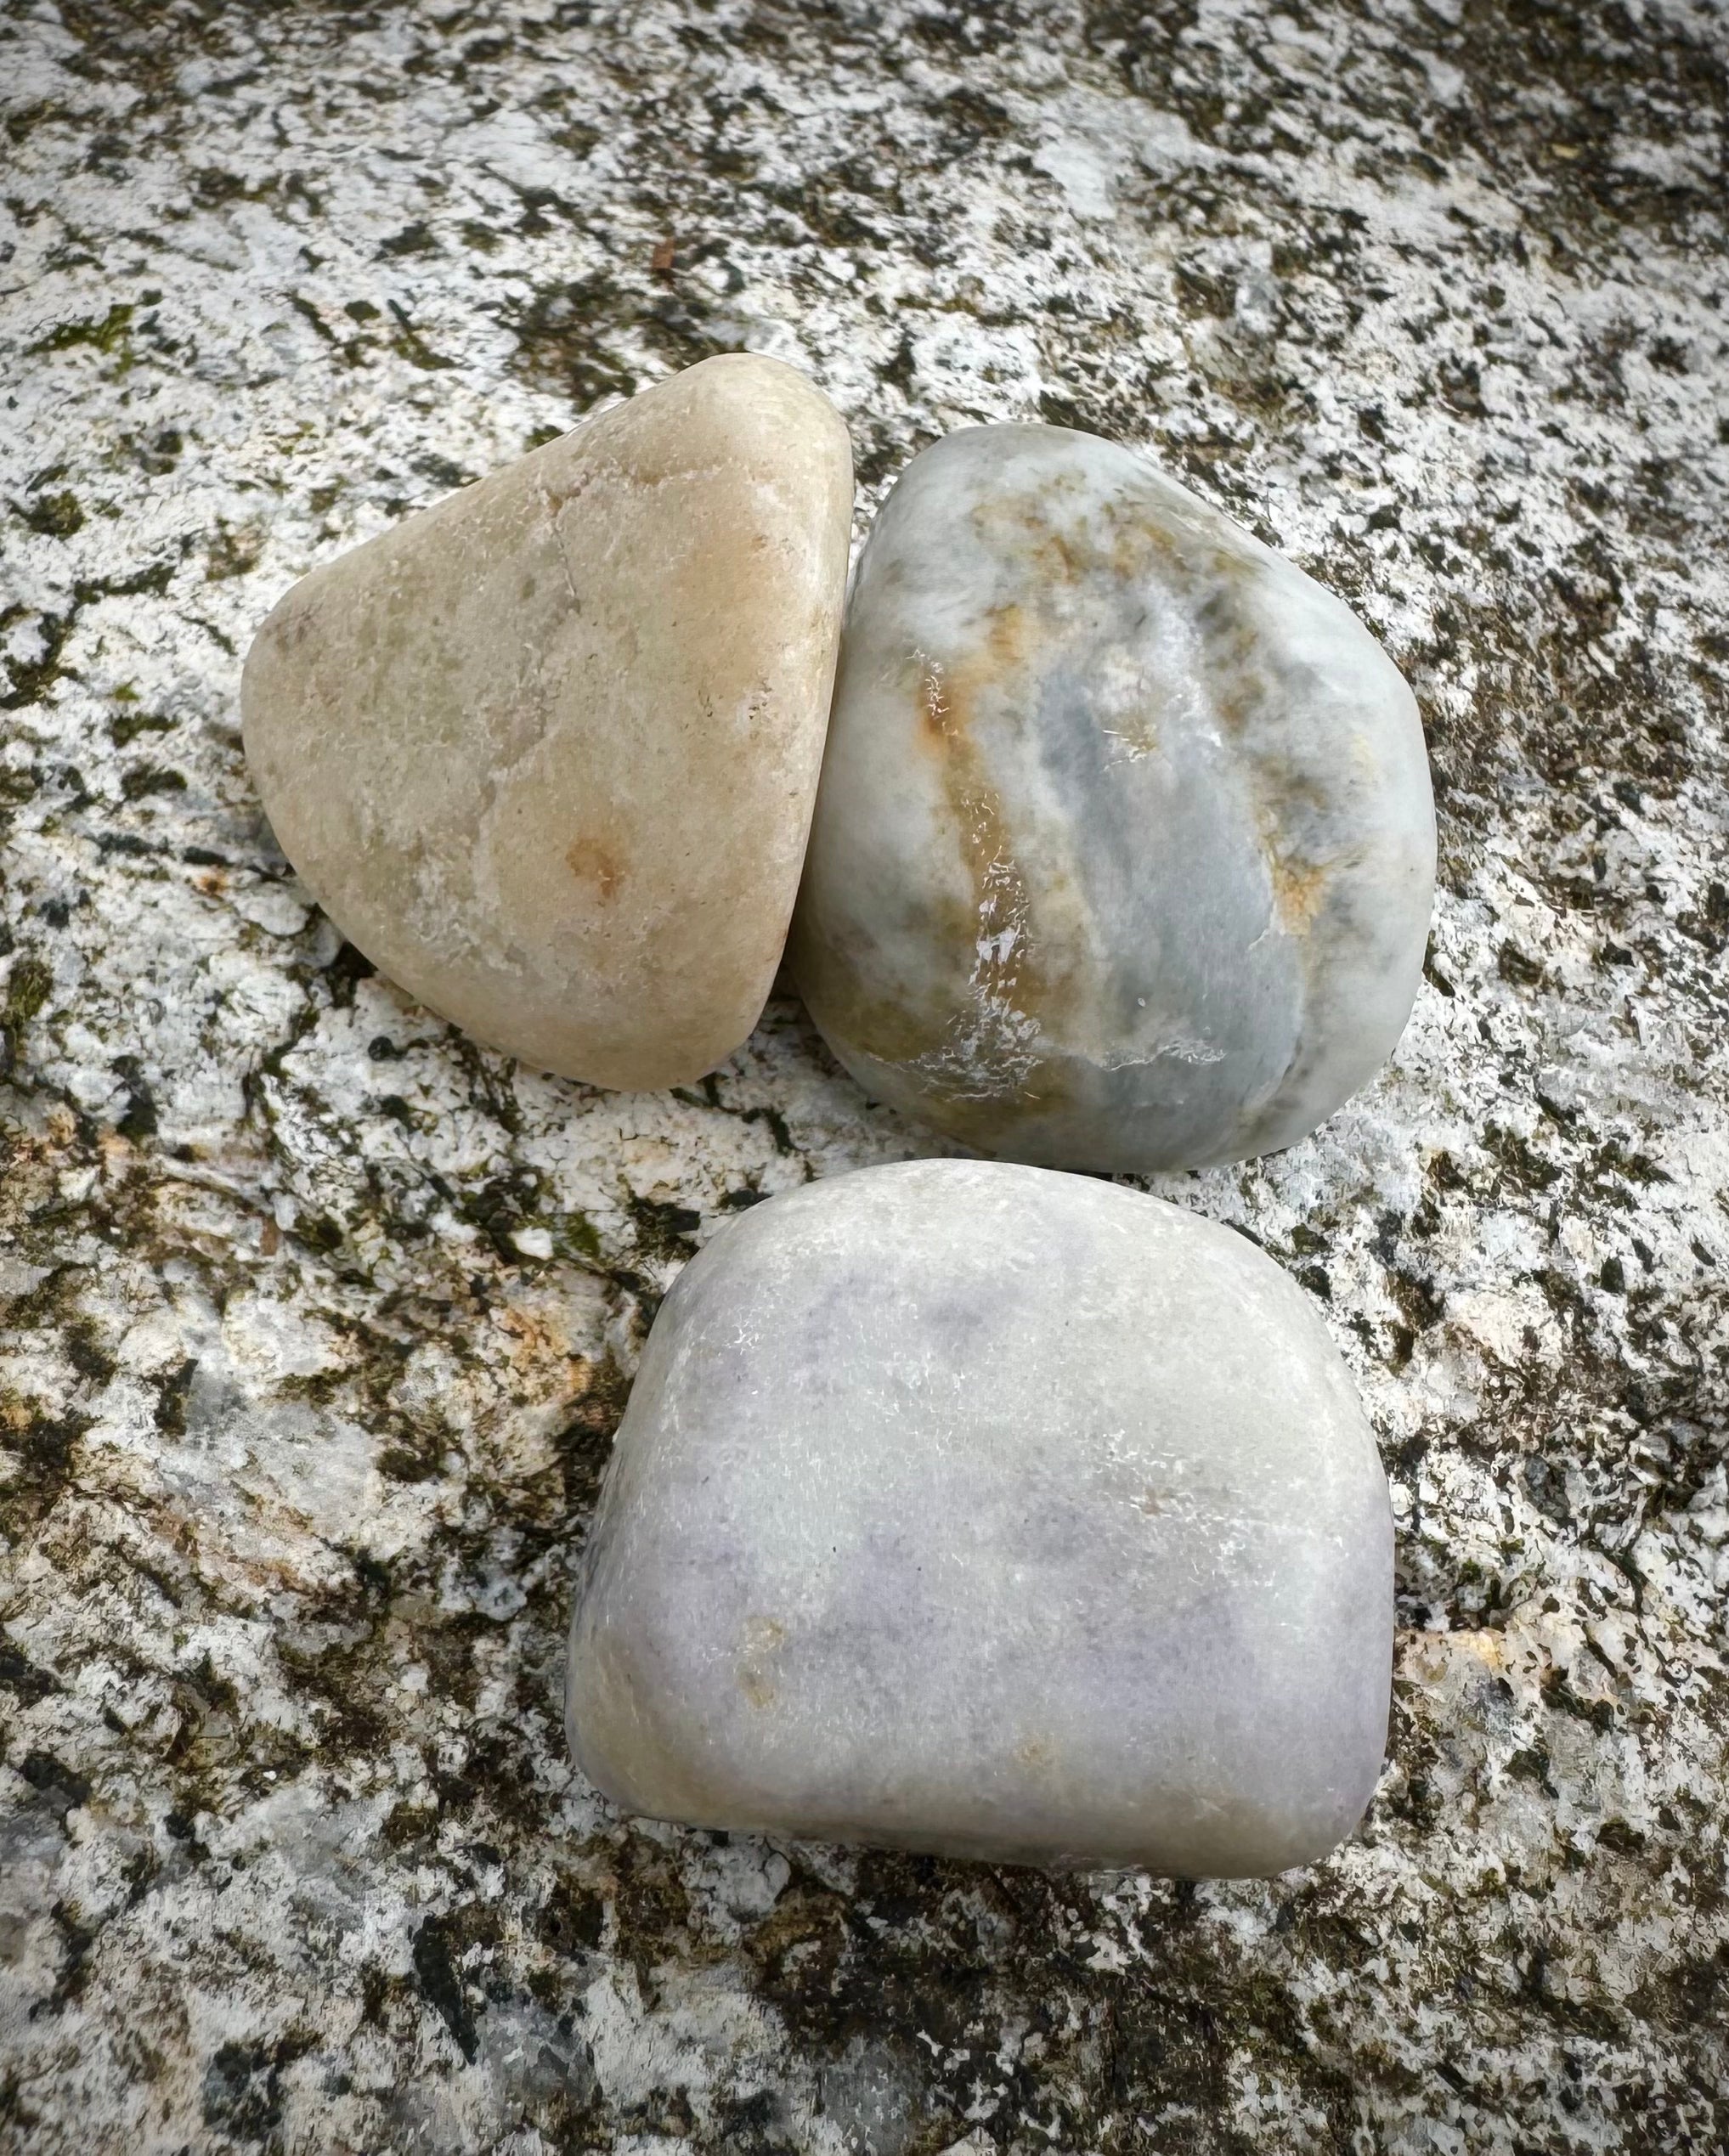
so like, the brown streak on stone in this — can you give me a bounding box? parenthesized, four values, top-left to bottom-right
(873, 614, 1088, 1144)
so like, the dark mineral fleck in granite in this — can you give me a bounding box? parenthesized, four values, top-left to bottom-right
(2, 3, 1726, 2153)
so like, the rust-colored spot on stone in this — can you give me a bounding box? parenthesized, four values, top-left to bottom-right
(1251, 756, 1342, 940)
(1268, 849, 1331, 933)
(566, 835, 624, 901)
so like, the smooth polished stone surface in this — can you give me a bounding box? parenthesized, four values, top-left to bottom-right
(567, 1158, 1393, 1875)
(242, 355, 852, 1090)
(789, 424, 1436, 1171)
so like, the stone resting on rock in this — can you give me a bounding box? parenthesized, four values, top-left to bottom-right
(241, 353, 853, 1091)
(789, 424, 1437, 1173)
(566, 1158, 1394, 1876)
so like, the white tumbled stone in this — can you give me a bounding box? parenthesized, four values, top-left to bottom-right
(789, 424, 1436, 1171)
(242, 355, 853, 1091)
(566, 1158, 1393, 1875)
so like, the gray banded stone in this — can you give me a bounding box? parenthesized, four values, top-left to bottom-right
(789, 424, 1436, 1171)
(566, 1158, 1393, 1875)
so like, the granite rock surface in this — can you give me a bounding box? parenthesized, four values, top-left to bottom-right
(243, 353, 852, 1090)
(2, 3, 1726, 2153)
(791, 425, 1434, 1171)
(568, 1159, 1394, 1875)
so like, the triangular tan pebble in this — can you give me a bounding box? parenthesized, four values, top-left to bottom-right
(241, 355, 854, 1089)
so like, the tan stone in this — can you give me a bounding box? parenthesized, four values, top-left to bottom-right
(241, 356, 853, 1089)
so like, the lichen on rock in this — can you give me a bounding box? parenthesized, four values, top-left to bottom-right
(2, 3, 1726, 2152)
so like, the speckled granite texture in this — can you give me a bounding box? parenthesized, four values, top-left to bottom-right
(1, 3, 1726, 2152)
